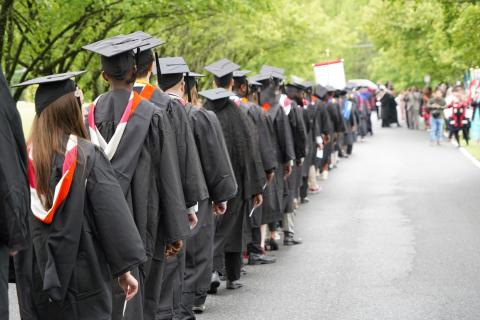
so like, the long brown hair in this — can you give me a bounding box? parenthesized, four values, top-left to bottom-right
(29, 92, 87, 208)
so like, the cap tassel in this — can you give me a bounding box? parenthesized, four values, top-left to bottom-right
(154, 50, 162, 89)
(185, 72, 192, 103)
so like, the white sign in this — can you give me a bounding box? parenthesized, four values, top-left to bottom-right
(313, 59, 346, 90)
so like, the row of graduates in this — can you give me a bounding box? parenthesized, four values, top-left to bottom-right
(0, 31, 367, 320)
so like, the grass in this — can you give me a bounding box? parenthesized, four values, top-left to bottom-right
(464, 141, 480, 161)
(17, 101, 35, 138)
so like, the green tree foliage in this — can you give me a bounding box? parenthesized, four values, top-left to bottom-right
(0, 0, 478, 99)
(363, 0, 480, 89)
(1, 0, 363, 100)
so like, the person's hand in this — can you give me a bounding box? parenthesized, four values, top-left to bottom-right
(9, 251, 18, 257)
(118, 271, 138, 302)
(165, 240, 183, 258)
(252, 194, 263, 209)
(296, 158, 303, 167)
(323, 134, 330, 144)
(283, 163, 292, 179)
(188, 212, 198, 230)
(213, 202, 227, 215)
(266, 171, 275, 184)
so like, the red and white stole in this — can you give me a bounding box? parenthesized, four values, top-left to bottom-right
(28, 135, 78, 224)
(280, 94, 292, 115)
(88, 91, 142, 160)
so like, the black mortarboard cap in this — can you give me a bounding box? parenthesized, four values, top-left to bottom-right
(248, 79, 262, 86)
(248, 73, 272, 83)
(132, 31, 165, 70)
(325, 85, 336, 92)
(155, 57, 190, 91)
(187, 72, 205, 78)
(303, 81, 314, 89)
(287, 82, 307, 90)
(204, 59, 240, 78)
(185, 72, 205, 91)
(198, 88, 234, 101)
(83, 34, 144, 78)
(260, 65, 285, 80)
(130, 31, 165, 52)
(155, 57, 190, 75)
(233, 70, 251, 78)
(314, 84, 328, 99)
(12, 71, 85, 114)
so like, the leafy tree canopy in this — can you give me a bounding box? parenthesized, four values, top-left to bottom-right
(0, 0, 478, 100)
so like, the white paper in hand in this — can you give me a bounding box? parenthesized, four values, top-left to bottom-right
(123, 299, 127, 318)
(316, 149, 324, 159)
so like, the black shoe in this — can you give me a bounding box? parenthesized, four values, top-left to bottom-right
(208, 271, 220, 294)
(248, 253, 277, 265)
(284, 235, 303, 246)
(193, 304, 206, 314)
(226, 280, 244, 290)
(300, 197, 310, 204)
(267, 238, 279, 251)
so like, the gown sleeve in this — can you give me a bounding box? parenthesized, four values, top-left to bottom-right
(175, 103, 209, 207)
(149, 110, 190, 243)
(87, 148, 147, 277)
(276, 108, 296, 164)
(314, 102, 324, 139)
(190, 109, 238, 204)
(243, 109, 267, 197)
(251, 107, 277, 172)
(293, 106, 307, 159)
(0, 68, 29, 252)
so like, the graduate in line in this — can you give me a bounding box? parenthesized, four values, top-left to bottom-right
(154, 56, 209, 320)
(180, 71, 238, 318)
(0, 67, 30, 320)
(13, 71, 146, 320)
(312, 85, 334, 181)
(83, 33, 190, 320)
(232, 71, 277, 265)
(251, 70, 295, 251)
(282, 80, 307, 246)
(203, 58, 265, 291)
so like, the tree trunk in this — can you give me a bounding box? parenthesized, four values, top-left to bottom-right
(0, 0, 14, 64)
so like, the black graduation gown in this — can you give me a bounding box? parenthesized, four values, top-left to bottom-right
(183, 104, 237, 293)
(204, 98, 265, 253)
(91, 90, 189, 320)
(381, 92, 398, 127)
(0, 68, 30, 319)
(326, 100, 344, 134)
(153, 93, 209, 318)
(315, 100, 334, 167)
(0, 68, 29, 252)
(133, 85, 209, 208)
(301, 100, 316, 178)
(27, 140, 146, 320)
(239, 101, 277, 227)
(284, 102, 307, 212)
(343, 99, 359, 146)
(240, 101, 277, 173)
(261, 103, 295, 224)
(134, 84, 210, 319)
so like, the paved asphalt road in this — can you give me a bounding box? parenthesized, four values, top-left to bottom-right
(9, 122, 480, 319)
